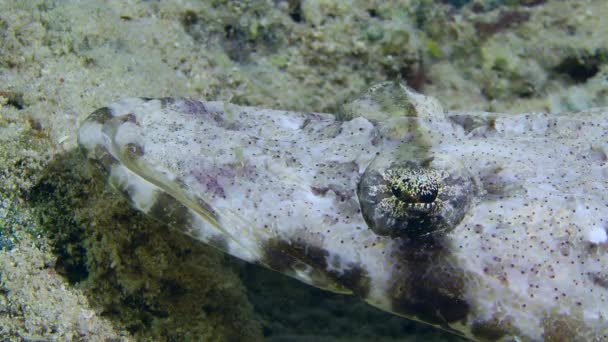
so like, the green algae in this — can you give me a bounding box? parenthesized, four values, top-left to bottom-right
(29, 150, 263, 341)
(0, 118, 50, 252)
(0, 103, 262, 339)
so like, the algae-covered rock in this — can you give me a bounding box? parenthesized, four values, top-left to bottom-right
(29, 151, 263, 341)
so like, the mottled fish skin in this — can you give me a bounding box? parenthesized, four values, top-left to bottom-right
(78, 83, 608, 341)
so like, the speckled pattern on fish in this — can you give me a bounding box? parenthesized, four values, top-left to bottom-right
(78, 83, 608, 341)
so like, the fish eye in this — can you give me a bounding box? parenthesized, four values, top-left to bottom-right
(357, 156, 477, 240)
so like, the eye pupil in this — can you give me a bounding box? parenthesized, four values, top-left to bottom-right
(391, 186, 402, 198)
(418, 188, 438, 203)
(392, 171, 438, 204)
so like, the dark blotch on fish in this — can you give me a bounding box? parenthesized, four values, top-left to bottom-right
(389, 236, 469, 329)
(263, 238, 371, 297)
(87, 107, 113, 124)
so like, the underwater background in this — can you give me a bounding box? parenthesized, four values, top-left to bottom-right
(0, 0, 606, 340)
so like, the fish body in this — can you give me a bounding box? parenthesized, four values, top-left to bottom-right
(79, 83, 608, 341)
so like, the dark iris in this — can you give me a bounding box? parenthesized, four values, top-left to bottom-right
(417, 188, 438, 203)
(391, 174, 438, 204)
(391, 186, 402, 198)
